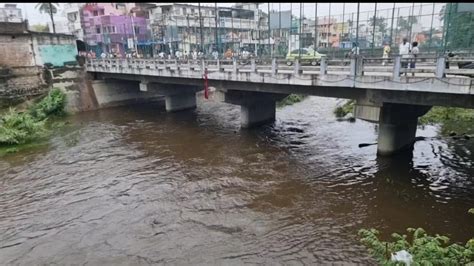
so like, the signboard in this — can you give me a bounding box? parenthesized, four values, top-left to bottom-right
(127, 38, 134, 49)
(269, 10, 291, 29)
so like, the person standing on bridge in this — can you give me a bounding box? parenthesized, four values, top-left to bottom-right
(382, 43, 391, 66)
(410, 42, 419, 76)
(399, 38, 411, 75)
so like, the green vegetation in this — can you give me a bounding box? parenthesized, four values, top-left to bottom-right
(359, 210, 474, 265)
(277, 94, 307, 108)
(419, 107, 474, 135)
(0, 88, 66, 152)
(334, 100, 355, 118)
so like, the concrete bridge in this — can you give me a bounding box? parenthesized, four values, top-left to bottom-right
(85, 56, 474, 156)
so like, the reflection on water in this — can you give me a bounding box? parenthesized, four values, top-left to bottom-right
(0, 96, 473, 264)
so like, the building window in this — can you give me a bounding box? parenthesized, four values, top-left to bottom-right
(191, 8, 194, 14)
(183, 8, 187, 15)
(93, 10, 98, 16)
(95, 25, 101, 34)
(134, 26, 140, 34)
(99, 9, 104, 15)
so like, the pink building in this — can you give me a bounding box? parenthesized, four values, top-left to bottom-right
(81, 3, 149, 56)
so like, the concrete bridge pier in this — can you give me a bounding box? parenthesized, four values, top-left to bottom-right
(215, 90, 287, 128)
(241, 100, 277, 128)
(165, 93, 197, 112)
(377, 103, 431, 156)
(144, 83, 201, 112)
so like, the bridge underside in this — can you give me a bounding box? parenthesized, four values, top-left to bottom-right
(89, 73, 474, 156)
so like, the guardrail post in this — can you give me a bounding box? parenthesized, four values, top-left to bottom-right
(294, 59, 300, 75)
(216, 58, 220, 71)
(350, 57, 357, 76)
(436, 56, 446, 78)
(233, 58, 237, 74)
(356, 56, 364, 76)
(251, 58, 256, 72)
(271, 58, 277, 75)
(320, 57, 327, 75)
(392, 56, 401, 81)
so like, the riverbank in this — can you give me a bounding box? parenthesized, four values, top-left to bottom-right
(0, 88, 66, 156)
(332, 100, 474, 135)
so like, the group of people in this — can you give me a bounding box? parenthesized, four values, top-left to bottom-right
(398, 38, 419, 75)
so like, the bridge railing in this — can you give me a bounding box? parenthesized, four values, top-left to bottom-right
(86, 55, 474, 80)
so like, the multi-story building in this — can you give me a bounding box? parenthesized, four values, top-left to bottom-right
(0, 4, 23, 23)
(149, 3, 267, 55)
(81, 3, 149, 56)
(62, 3, 85, 40)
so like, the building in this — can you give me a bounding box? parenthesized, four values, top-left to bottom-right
(62, 3, 85, 40)
(149, 3, 266, 55)
(0, 20, 77, 67)
(0, 4, 23, 23)
(81, 3, 149, 56)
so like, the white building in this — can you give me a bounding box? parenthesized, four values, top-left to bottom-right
(62, 3, 85, 40)
(0, 4, 23, 23)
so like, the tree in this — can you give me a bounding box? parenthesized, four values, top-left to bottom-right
(35, 3, 59, 34)
(397, 15, 418, 40)
(440, 3, 473, 49)
(369, 16, 387, 35)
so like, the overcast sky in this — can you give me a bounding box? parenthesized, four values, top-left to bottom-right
(13, 3, 443, 25)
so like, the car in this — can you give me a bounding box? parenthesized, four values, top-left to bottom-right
(285, 48, 326, 66)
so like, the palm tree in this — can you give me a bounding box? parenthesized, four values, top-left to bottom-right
(35, 3, 59, 33)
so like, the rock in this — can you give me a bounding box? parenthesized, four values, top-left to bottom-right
(449, 131, 457, 136)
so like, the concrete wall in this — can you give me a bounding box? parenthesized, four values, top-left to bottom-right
(0, 66, 49, 107)
(0, 34, 35, 67)
(31, 33, 78, 67)
(37, 44, 77, 67)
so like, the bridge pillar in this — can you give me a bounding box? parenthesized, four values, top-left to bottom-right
(377, 103, 431, 156)
(165, 93, 196, 112)
(214, 90, 286, 128)
(241, 100, 276, 128)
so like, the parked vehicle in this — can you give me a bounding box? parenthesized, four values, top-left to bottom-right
(286, 48, 326, 66)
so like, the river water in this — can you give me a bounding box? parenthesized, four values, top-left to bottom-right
(1, 95, 473, 265)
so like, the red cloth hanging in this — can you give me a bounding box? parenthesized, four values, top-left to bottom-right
(203, 68, 209, 99)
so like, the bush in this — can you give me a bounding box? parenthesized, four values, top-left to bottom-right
(0, 88, 66, 147)
(29, 88, 66, 121)
(359, 227, 474, 265)
(277, 94, 307, 107)
(334, 100, 355, 118)
(0, 109, 45, 145)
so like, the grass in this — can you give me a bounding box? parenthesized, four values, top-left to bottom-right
(0, 88, 66, 153)
(277, 94, 307, 108)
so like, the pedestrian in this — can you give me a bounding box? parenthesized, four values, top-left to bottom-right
(382, 43, 391, 66)
(351, 42, 360, 57)
(192, 49, 198, 60)
(410, 41, 419, 76)
(225, 48, 232, 59)
(212, 50, 218, 60)
(184, 50, 188, 60)
(399, 37, 411, 75)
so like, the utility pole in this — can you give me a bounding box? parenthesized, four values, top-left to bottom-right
(389, 3, 396, 47)
(299, 3, 302, 59)
(198, 3, 204, 53)
(268, 2, 271, 57)
(215, 3, 218, 53)
(314, 3, 318, 49)
(372, 3, 377, 56)
(356, 3, 360, 47)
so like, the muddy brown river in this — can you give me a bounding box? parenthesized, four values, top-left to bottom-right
(1, 96, 473, 265)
